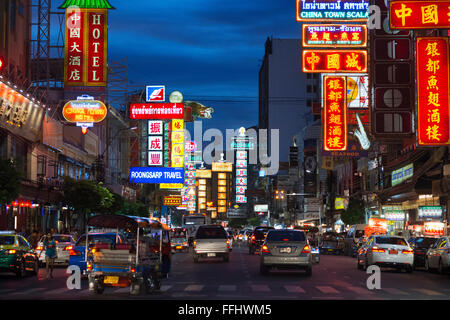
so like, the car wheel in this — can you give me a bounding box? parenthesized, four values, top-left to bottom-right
(357, 258, 363, 270)
(15, 261, 25, 279)
(260, 264, 269, 275)
(223, 254, 229, 262)
(90, 279, 104, 295)
(406, 265, 413, 273)
(31, 260, 39, 276)
(363, 258, 368, 271)
(438, 259, 444, 275)
(305, 266, 312, 276)
(424, 258, 430, 272)
(193, 254, 199, 263)
(130, 280, 142, 295)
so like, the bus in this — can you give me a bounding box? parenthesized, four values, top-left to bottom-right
(182, 214, 206, 245)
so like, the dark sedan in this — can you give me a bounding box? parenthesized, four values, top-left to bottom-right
(408, 236, 438, 269)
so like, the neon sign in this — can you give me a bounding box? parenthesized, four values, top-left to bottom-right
(303, 50, 367, 73)
(302, 24, 367, 47)
(389, 1, 450, 29)
(416, 37, 450, 146)
(130, 103, 184, 120)
(62, 98, 107, 123)
(323, 76, 347, 151)
(296, 0, 369, 22)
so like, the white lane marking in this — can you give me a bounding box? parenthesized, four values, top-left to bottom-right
(412, 288, 443, 296)
(382, 288, 409, 295)
(218, 285, 236, 292)
(316, 286, 340, 294)
(347, 286, 375, 295)
(160, 285, 172, 292)
(284, 285, 306, 293)
(184, 284, 204, 292)
(113, 287, 129, 294)
(251, 285, 270, 292)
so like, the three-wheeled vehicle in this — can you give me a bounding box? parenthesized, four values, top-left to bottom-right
(170, 228, 188, 252)
(85, 215, 171, 295)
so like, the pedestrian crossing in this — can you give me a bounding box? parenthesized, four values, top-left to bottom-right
(0, 284, 447, 299)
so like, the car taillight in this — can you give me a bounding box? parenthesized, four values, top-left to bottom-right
(302, 245, 311, 254)
(36, 246, 43, 251)
(261, 245, 270, 253)
(371, 247, 385, 253)
(87, 263, 92, 271)
(64, 245, 73, 251)
(7, 249, 16, 254)
(130, 267, 136, 273)
(69, 249, 81, 256)
(193, 241, 197, 249)
(401, 249, 413, 254)
(251, 235, 255, 240)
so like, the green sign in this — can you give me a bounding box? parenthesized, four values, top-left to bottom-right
(392, 163, 413, 187)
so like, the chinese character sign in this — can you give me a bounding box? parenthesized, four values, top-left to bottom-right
(389, 1, 450, 29)
(64, 8, 108, 86)
(416, 37, 450, 146)
(302, 24, 367, 47)
(171, 119, 184, 167)
(323, 76, 347, 151)
(303, 50, 367, 73)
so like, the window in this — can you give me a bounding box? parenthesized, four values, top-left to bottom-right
(414, 237, 436, 248)
(266, 230, 306, 242)
(196, 227, 227, 239)
(307, 85, 312, 93)
(0, 236, 16, 245)
(375, 237, 407, 246)
(53, 235, 73, 243)
(19, 236, 30, 248)
(355, 230, 365, 238)
(306, 99, 312, 107)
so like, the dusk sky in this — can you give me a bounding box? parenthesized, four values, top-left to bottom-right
(103, 0, 302, 133)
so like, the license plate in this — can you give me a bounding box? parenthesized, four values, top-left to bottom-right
(389, 250, 398, 255)
(207, 253, 216, 257)
(176, 246, 182, 249)
(280, 247, 291, 253)
(104, 276, 119, 284)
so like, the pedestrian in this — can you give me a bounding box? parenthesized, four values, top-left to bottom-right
(43, 232, 57, 279)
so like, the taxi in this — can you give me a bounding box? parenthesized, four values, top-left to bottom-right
(0, 231, 39, 278)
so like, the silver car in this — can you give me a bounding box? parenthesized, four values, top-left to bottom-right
(260, 229, 313, 276)
(425, 236, 450, 274)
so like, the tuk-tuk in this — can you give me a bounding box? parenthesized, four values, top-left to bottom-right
(85, 215, 171, 295)
(170, 228, 188, 252)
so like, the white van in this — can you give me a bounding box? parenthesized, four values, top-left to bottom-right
(344, 224, 367, 256)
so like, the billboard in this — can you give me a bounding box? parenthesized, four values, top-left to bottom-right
(303, 50, 367, 73)
(389, 1, 450, 29)
(129, 167, 184, 184)
(416, 37, 450, 146)
(302, 24, 367, 47)
(323, 76, 347, 151)
(296, 0, 369, 22)
(146, 85, 165, 102)
(62, 99, 107, 123)
(392, 163, 413, 186)
(130, 103, 184, 120)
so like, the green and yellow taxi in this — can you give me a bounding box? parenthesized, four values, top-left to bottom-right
(0, 231, 39, 278)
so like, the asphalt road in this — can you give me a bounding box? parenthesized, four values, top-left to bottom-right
(0, 242, 449, 300)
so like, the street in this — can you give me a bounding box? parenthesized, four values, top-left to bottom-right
(1, 243, 449, 300)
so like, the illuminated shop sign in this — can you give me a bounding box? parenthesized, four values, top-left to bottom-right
(322, 73, 369, 109)
(303, 50, 367, 73)
(296, 0, 369, 21)
(389, 1, 450, 29)
(424, 222, 445, 236)
(171, 119, 184, 168)
(130, 103, 184, 120)
(323, 76, 347, 151)
(391, 163, 413, 186)
(129, 167, 184, 184)
(416, 38, 450, 146)
(302, 24, 367, 47)
(212, 162, 233, 172)
(418, 206, 443, 219)
(62, 98, 107, 123)
(163, 196, 182, 206)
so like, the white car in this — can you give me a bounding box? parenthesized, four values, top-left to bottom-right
(357, 235, 413, 272)
(425, 236, 450, 274)
(36, 234, 75, 266)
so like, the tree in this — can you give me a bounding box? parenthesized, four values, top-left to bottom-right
(228, 218, 247, 229)
(247, 217, 261, 227)
(0, 159, 21, 205)
(341, 197, 365, 225)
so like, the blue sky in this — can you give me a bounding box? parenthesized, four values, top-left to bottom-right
(104, 0, 302, 133)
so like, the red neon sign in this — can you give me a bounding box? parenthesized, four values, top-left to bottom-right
(64, 9, 108, 86)
(389, 1, 450, 29)
(323, 76, 347, 151)
(130, 103, 184, 120)
(302, 24, 367, 48)
(303, 50, 367, 73)
(416, 37, 450, 146)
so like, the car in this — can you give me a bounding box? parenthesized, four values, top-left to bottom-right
(36, 234, 75, 266)
(170, 228, 188, 252)
(319, 232, 344, 255)
(309, 239, 320, 264)
(357, 235, 413, 272)
(249, 226, 274, 254)
(0, 231, 39, 278)
(226, 230, 234, 251)
(69, 232, 127, 275)
(259, 229, 313, 276)
(344, 224, 367, 257)
(355, 236, 369, 256)
(193, 225, 230, 263)
(424, 236, 450, 274)
(407, 236, 438, 269)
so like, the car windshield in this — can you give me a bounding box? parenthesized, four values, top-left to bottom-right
(254, 228, 272, 237)
(196, 227, 227, 239)
(266, 230, 306, 242)
(414, 237, 437, 248)
(76, 234, 119, 245)
(375, 237, 407, 246)
(355, 230, 365, 238)
(53, 235, 73, 243)
(0, 236, 15, 245)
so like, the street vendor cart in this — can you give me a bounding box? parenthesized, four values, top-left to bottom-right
(85, 215, 171, 295)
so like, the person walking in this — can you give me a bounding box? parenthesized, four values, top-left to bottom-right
(43, 233, 57, 279)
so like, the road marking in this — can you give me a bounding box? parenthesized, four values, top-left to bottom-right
(347, 286, 375, 295)
(284, 285, 305, 293)
(160, 285, 172, 292)
(312, 296, 344, 300)
(9, 287, 46, 295)
(412, 288, 443, 296)
(251, 285, 270, 292)
(316, 286, 340, 294)
(113, 287, 129, 294)
(184, 284, 204, 292)
(382, 288, 409, 295)
(218, 285, 236, 292)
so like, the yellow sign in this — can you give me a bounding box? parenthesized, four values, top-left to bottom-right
(218, 193, 227, 199)
(212, 162, 233, 172)
(196, 169, 212, 178)
(172, 131, 184, 144)
(172, 119, 184, 131)
(160, 183, 183, 189)
(172, 143, 184, 156)
(171, 155, 184, 168)
(218, 207, 227, 213)
(335, 197, 345, 210)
